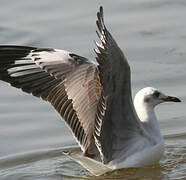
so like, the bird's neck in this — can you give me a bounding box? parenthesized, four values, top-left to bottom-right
(134, 102, 162, 141)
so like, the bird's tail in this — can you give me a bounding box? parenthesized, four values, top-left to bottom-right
(63, 150, 112, 176)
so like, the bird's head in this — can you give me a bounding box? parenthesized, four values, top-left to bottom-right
(134, 87, 181, 108)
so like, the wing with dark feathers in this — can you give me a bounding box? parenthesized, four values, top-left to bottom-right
(0, 46, 59, 98)
(94, 7, 148, 163)
(0, 45, 101, 158)
(0, 6, 149, 164)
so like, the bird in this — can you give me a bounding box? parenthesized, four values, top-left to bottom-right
(0, 6, 181, 176)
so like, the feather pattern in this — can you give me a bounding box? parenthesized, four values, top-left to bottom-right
(0, 46, 101, 156)
(93, 7, 149, 163)
(0, 7, 151, 167)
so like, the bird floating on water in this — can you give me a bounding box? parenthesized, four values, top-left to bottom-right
(0, 6, 181, 176)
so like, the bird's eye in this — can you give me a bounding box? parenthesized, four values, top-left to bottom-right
(153, 91, 160, 98)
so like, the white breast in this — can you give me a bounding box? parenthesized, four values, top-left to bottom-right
(108, 139, 165, 170)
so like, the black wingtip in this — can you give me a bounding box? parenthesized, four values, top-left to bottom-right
(100, 6, 103, 13)
(98, 6, 104, 23)
(96, 6, 105, 34)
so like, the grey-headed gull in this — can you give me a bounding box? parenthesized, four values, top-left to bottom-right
(0, 6, 181, 176)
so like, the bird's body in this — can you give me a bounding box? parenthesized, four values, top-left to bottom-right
(0, 7, 181, 176)
(109, 137, 164, 170)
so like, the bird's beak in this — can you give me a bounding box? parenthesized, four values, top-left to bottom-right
(162, 96, 181, 102)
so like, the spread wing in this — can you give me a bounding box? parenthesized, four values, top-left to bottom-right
(93, 7, 150, 163)
(0, 7, 151, 165)
(0, 45, 101, 156)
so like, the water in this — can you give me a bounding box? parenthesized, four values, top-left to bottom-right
(0, 0, 186, 179)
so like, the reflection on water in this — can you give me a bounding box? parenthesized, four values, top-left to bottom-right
(0, 0, 186, 179)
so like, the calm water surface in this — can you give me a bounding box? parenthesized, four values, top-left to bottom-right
(0, 0, 186, 179)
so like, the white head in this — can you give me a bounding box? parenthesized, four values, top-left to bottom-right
(134, 87, 181, 108)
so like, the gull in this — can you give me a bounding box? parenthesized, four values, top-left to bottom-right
(0, 6, 181, 176)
